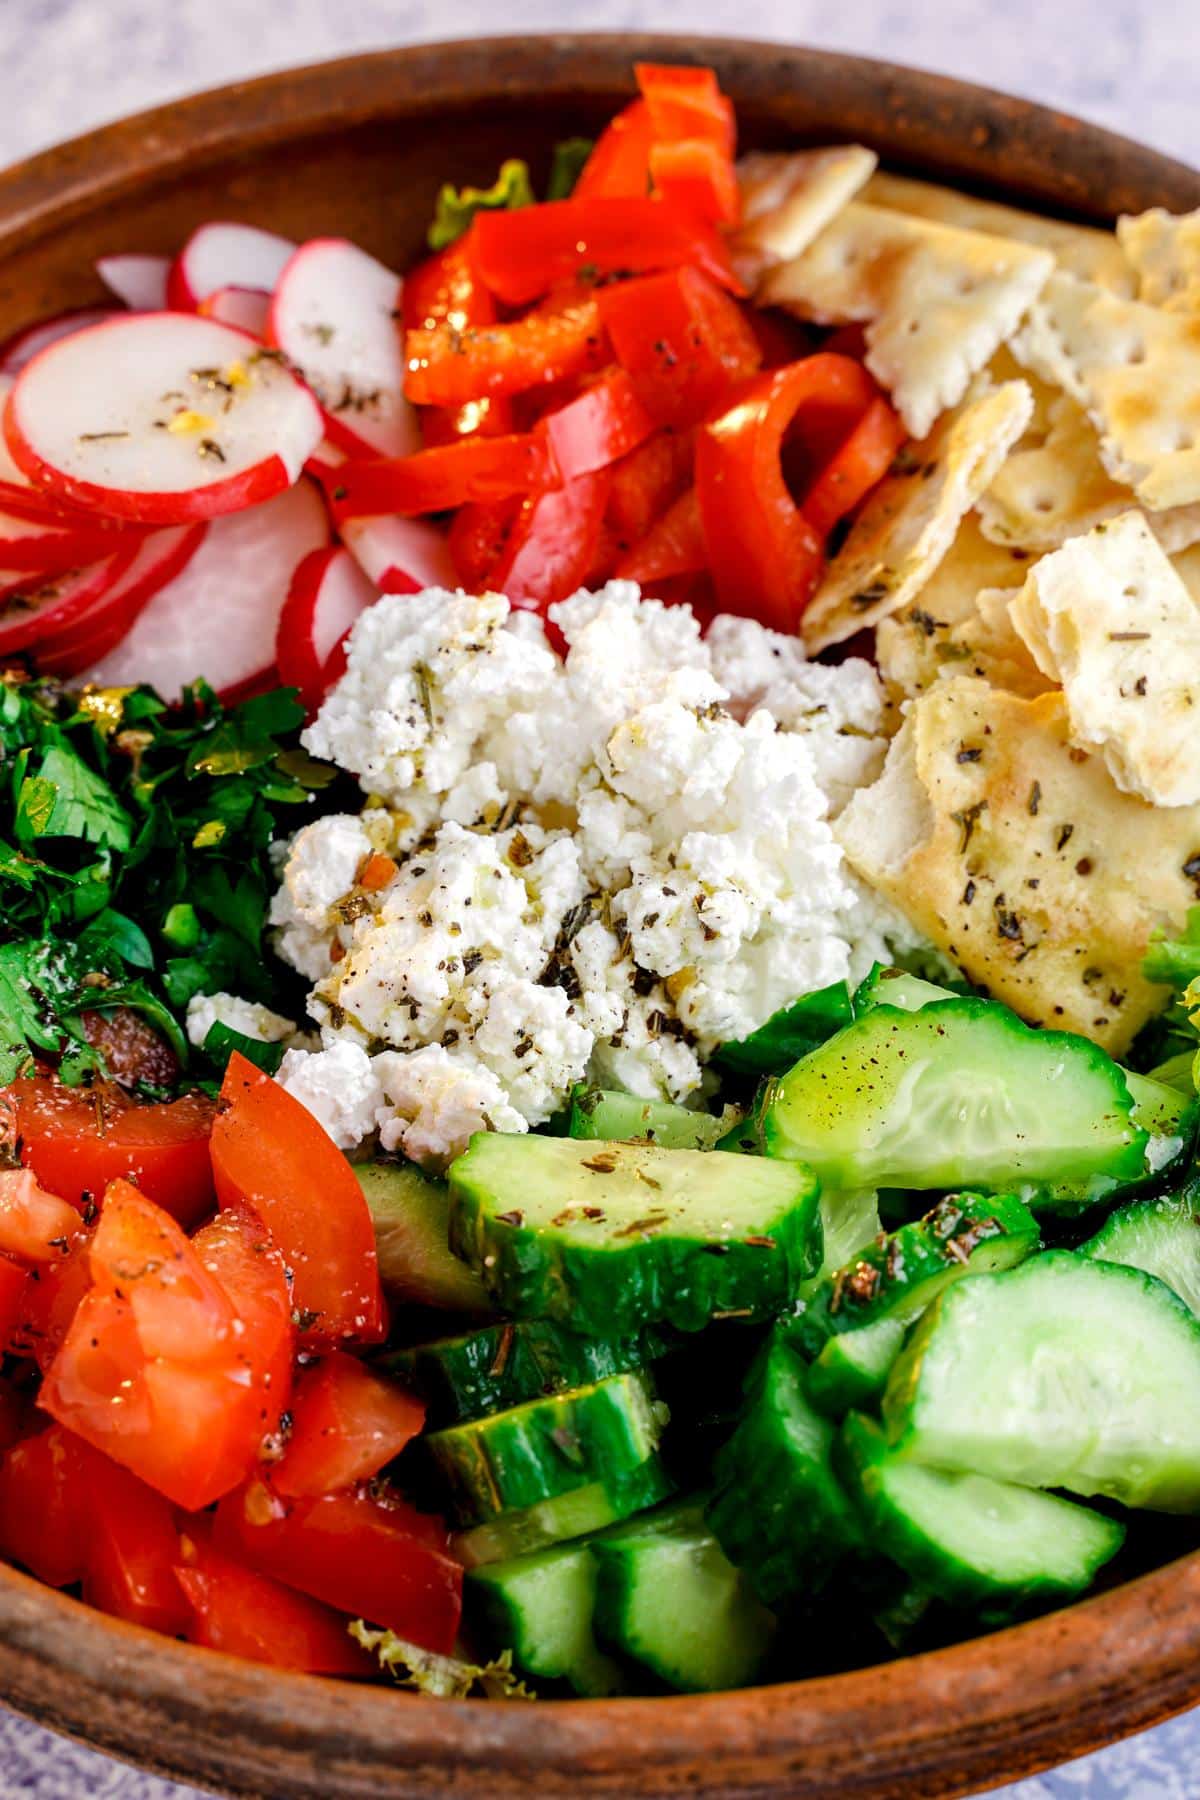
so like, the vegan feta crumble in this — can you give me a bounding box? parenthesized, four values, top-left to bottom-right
(267, 583, 919, 1168)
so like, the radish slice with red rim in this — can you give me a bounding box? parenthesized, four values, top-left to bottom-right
(5, 312, 324, 524)
(96, 254, 171, 311)
(341, 514, 455, 593)
(276, 544, 378, 712)
(269, 238, 420, 459)
(0, 308, 119, 376)
(0, 548, 140, 656)
(85, 478, 330, 697)
(168, 222, 296, 310)
(0, 507, 145, 573)
(34, 524, 207, 675)
(199, 287, 271, 336)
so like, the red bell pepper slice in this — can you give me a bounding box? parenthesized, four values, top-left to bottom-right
(635, 63, 736, 156)
(401, 237, 514, 442)
(211, 1054, 386, 1351)
(615, 487, 707, 585)
(0, 1168, 84, 1266)
(0, 1424, 90, 1587)
(649, 138, 741, 227)
(597, 267, 761, 427)
(801, 394, 905, 541)
(83, 1446, 191, 1634)
(574, 99, 655, 199)
(607, 428, 695, 546)
(695, 354, 880, 632)
(471, 196, 743, 307)
(449, 496, 522, 591)
(214, 1478, 462, 1655)
(405, 296, 607, 407)
(175, 1529, 374, 1674)
(328, 433, 557, 522)
(539, 369, 656, 482)
(272, 1352, 425, 1499)
(491, 469, 611, 612)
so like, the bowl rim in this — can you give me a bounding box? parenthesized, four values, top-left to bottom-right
(2, 32, 1200, 1800)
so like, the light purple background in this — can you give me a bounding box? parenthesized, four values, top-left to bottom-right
(3, 2, 1199, 1794)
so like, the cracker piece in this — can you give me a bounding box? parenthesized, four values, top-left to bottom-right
(760, 202, 1052, 438)
(732, 147, 877, 287)
(1117, 208, 1200, 312)
(836, 675, 1200, 1053)
(866, 170, 1134, 292)
(875, 515, 1033, 695)
(1008, 511, 1200, 807)
(802, 380, 1033, 653)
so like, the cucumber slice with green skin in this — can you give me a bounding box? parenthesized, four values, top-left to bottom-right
(380, 1319, 669, 1428)
(425, 1370, 667, 1527)
(761, 998, 1146, 1197)
(706, 1338, 860, 1610)
(1082, 1186, 1200, 1315)
(793, 1187, 882, 1306)
(1147, 1050, 1196, 1097)
(852, 965, 956, 1015)
(568, 1088, 731, 1150)
(591, 1499, 777, 1693)
(453, 1457, 674, 1567)
(355, 1160, 490, 1314)
(789, 1191, 1040, 1359)
(805, 1317, 906, 1418)
(884, 1250, 1200, 1511)
(713, 980, 853, 1079)
(448, 1133, 822, 1335)
(469, 1539, 629, 1697)
(838, 1413, 1125, 1623)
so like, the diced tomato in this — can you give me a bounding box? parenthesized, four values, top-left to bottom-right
(0, 1424, 89, 1587)
(8, 1231, 93, 1369)
(801, 395, 905, 541)
(273, 1353, 425, 1499)
(12, 1077, 216, 1227)
(597, 267, 760, 427)
(574, 99, 655, 200)
(175, 1530, 374, 1674)
(83, 1447, 190, 1634)
(539, 369, 655, 482)
(448, 496, 521, 591)
(0, 1168, 84, 1266)
(192, 1199, 294, 1455)
(328, 433, 558, 521)
(405, 298, 607, 408)
(0, 1253, 31, 1354)
(491, 469, 611, 613)
(471, 197, 743, 308)
(211, 1054, 385, 1350)
(215, 1479, 462, 1655)
(615, 487, 707, 585)
(79, 1008, 181, 1089)
(607, 428, 694, 545)
(0, 1380, 25, 1457)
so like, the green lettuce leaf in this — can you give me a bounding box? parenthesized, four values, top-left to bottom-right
(427, 159, 536, 251)
(350, 1623, 536, 1700)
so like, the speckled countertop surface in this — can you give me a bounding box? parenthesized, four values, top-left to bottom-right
(2, 2, 1198, 1795)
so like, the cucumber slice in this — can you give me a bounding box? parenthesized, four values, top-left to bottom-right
(355, 1160, 490, 1313)
(425, 1370, 667, 1527)
(469, 1539, 628, 1697)
(852, 965, 955, 1014)
(568, 1088, 730, 1150)
(713, 980, 853, 1079)
(706, 1338, 859, 1609)
(1124, 1071, 1199, 1179)
(591, 1500, 777, 1693)
(806, 1317, 906, 1418)
(1147, 1050, 1196, 1097)
(380, 1319, 668, 1428)
(448, 1134, 822, 1335)
(761, 998, 1146, 1197)
(1082, 1187, 1200, 1315)
(453, 1457, 674, 1567)
(790, 1191, 1040, 1358)
(884, 1250, 1200, 1511)
(839, 1413, 1125, 1622)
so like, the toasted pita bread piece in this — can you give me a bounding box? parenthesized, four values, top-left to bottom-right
(760, 202, 1052, 438)
(802, 380, 1033, 653)
(1011, 272, 1200, 511)
(732, 147, 877, 287)
(866, 170, 1134, 293)
(1117, 208, 1200, 312)
(875, 516, 1034, 695)
(1008, 511, 1200, 808)
(836, 675, 1196, 1053)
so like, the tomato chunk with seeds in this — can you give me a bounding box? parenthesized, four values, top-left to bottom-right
(83, 1447, 190, 1634)
(176, 1530, 374, 1674)
(273, 1353, 425, 1499)
(0, 1424, 89, 1587)
(0, 1168, 84, 1265)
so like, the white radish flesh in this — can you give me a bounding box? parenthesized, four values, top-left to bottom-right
(0, 308, 119, 376)
(276, 544, 377, 710)
(35, 525, 207, 675)
(341, 513, 454, 593)
(269, 238, 419, 459)
(168, 222, 296, 310)
(199, 287, 271, 336)
(6, 312, 324, 524)
(96, 254, 171, 311)
(87, 478, 330, 696)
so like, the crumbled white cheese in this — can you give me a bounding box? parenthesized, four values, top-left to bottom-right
(268, 812, 376, 980)
(186, 991, 296, 1048)
(373, 1046, 527, 1170)
(275, 1040, 387, 1150)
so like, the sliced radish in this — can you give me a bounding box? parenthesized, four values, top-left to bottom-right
(341, 514, 454, 594)
(0, 506, 145, 573)
(168, 222, 296, 311)
(199, 287, 271, 336)
(269, 239, 419, 459)
(96, 254, 171, 311)
(35, 524, 207, 675)
(277, 544, 378, 711)
(86, 478, 330, 696)
(6, 312, 324, 525)
(0, 548, 139, 657)
(0, 308, 119, 376)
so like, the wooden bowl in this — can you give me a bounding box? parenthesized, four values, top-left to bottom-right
(1, 35, 1199, 1800)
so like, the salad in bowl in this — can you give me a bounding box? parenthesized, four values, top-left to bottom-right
(2, 57, 1200, 1704)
